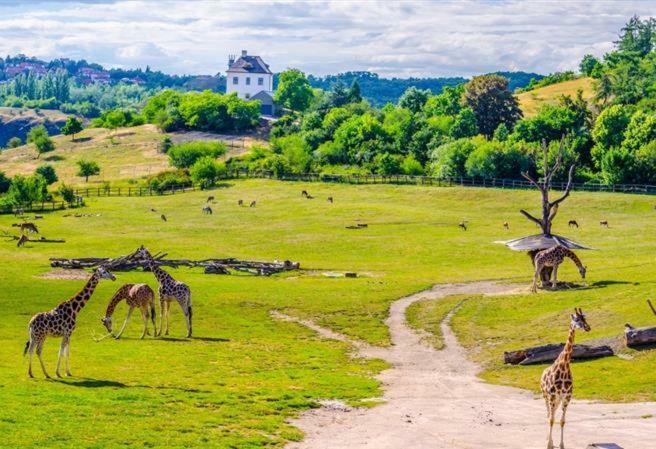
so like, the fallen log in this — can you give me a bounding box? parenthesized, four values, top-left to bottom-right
(49, 256, 300, 276)
(504, 343, 614, 365)
(624, 325, 656, 348)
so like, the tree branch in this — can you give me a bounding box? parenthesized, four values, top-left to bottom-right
(521, 171, 542, 190)
(549, 164, 576, 208)
(520, 209, 543, 227)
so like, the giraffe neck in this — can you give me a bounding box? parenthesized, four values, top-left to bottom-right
(104, 284, 132, 318)
(565, 249, 583, 269)
(557, 325, 576, 366)
(148, 260, 174, 286)
(66, 271, 101, 312)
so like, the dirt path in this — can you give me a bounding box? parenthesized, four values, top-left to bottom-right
(280, 281, 656, 449)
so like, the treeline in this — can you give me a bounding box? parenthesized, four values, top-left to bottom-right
(225, 16, 656, 186)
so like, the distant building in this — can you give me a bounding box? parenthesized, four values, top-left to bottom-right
(77, 67, 111, 85)
(226, 50, 276, 115)
(5, 62, 47, 78)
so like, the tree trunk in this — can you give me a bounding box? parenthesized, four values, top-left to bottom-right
(624, 325, 656, 348)
(504, 343, 613, 365)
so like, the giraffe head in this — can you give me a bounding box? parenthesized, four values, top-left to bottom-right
(570, 307, 590, 332)
(133, 245, 153, 262)
(578, 265, 587, 279)
(101, 316, 113, 333)
(96, 266, 116, 281)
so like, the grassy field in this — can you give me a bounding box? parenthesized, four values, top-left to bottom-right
(1, 179, 655, 447)
(517, 77, 595, 117)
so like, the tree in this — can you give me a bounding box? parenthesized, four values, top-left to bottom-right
(190, 156, 227, 189)
(27, 126, 55, 159)
(35, 164, 58, 185)
(27, 125, 48, 144)
(274, 69, 313, 112)
(579, 54, 601, 77)
(348, 80, 362, 103)
(462, 74, 522, 137)
(167, 141, 227, 169)
(398, 87, 430, 113)
(76, 159, 100, 182)
(449, 107, 478, 138)
(615, 15, 656, 57)
(62, 116, 83, 141)
(58, 184, 76, 204)
(0, 171, 10, 193)
(6, 137, 22, 148)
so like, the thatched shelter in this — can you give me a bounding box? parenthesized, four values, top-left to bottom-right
(502, 234, 592, 252)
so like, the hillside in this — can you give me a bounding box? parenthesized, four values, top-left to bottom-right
(0, 107, 69, 147)
(516, 77, 595, 117)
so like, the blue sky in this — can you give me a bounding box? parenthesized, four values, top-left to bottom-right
(0, 1, 653, 78)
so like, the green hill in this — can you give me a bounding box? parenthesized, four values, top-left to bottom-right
(516, 77, 595, 117)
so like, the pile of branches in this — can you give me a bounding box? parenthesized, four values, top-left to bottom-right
(50, 252, 300, 276)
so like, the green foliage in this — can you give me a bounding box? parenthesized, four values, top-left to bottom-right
(520, 71, 576, 92)
(622, 110, 656, 152)
(591, 105, 631, 165)
(373, 152, 403, 175)
(275, 69, 314, 112)
(465, 140, 531, 179)
(167, 141, 227, 169)
(189, 156, 227, 188)
(6, 174, 48, 205)
(401, 154, 424, 175)
(493, 123, 510, 142)
(26, 125, 48, 144)
(27, 125, 55, 158)
(0, 171, 10, 194)
(147, 169, 192, 192)
(398, 87, 431, 113)
(462, 75, 522, 137)
(61, 116, 84, 140)
(35, 164, 58, 185)
(615, 15, 656, 57)
(6, 137, 22, 148)
(429, 138, 477, 177)
(423, 85, 463, 116)
(76, 159, 100, 182)
(579, 54, 601, 77)
(57, 183, 75, 204)
(92, 109, 143, 129)
(160, 136, 173, 154)
(271, 135, 312, 174)
(449, 108, 478, 138)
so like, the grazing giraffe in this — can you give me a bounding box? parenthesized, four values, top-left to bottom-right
(202, 206, 213, 215)
(24, 266, 116, 378)
(568, 220, 579, 228)
(532, 246, 586, 293)
(101, 284, 156, 339)
(540, 308, 590, 449)
(134, 246, 192, 338)
(600, 220, 609, 227)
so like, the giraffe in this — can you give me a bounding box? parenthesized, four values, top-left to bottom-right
(540, 307, 591, 449)
(101, 284, 156, 339)
(24, 266, 116, 378)
(532, 245, 586, 293)
(133, 246, 192, 338)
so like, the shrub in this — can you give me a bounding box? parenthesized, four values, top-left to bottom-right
(373, 152, 403, 175)
(76, 159, 101, 182)
(6, 174, 49, 205)
(58, 184, 76, 204)
(0, 171, 10, 193)
(401, 155, 424, 175)
(190, 156, 227, 189)
(147, 169, 192, 192)
(167, 141, 227, 169)
(160, 136, 173, 154)
(429, 138, 477, 177)
(7, 137, 22, 148)
(35, 164, 58, 185)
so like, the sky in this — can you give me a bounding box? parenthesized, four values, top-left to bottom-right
(0, 0, 654, 78)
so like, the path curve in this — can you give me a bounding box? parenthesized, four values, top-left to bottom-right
(279, 281, 656, 449)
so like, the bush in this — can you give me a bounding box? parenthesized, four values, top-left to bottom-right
(271, 135, 311, 173)
(6, 174, 49, 205)
(373, 152, 403, 175)
(0, 171, 10, 193)
(160, 136, 173, 154)
(7, 137, 22, 148)
(401, 155, 424, 175)
(167, 141, 227, 169)
(190, 156, 227, 189)
(147, 169, 192, 192)
(58, 184, 76, 204)
(76, 159, 101, 182)
(465, 141, 532, 179)
(35, 164, 58, 185)
(429, 138, 477, 177)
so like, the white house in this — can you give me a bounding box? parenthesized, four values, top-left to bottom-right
(226, 50, 276, 115)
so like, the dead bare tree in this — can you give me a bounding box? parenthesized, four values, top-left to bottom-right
(520, 137, 575, 236)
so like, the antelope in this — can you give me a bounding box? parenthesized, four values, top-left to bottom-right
(160, 214, 167, 222)
(202, 206, 213, 215)
(301, 190, 308, 197)
(503, 222, 509, 230)
(249, 201, 256, 208)
(600, 220, 609, 227)
(568, 220, 579, 228)
(13, 223, 39, 234)
(207, 196, 215, 203)
(458, 222, 467, 231)
(238, 199, 244, 206)
(327, 197, 334, 203)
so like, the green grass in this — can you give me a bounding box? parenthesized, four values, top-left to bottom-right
(1, 179, 655, 447)
(406, 296, 464, 350)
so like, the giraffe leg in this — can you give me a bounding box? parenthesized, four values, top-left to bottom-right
(150, 301, 157, 337)
(547, 396, 557, 449)
(64, 337, 72, 377)
(115, 307, 134, 339)
(186, 303, 192, 338)
(55, 338, 67, 378)
(165, 301, 171, 336)
(532, 263, 543, 293)
(551, 265, 559, 289)
(559, 397, 570, 449)
(36, 339, 50, 379)
(140, 307, 148, 339)
(27, 338, 36, 378)
(157, 300, 165, 337)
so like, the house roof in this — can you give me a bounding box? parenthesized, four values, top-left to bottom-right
(227, 55, 272, 74)
(495, 234, 593, 251)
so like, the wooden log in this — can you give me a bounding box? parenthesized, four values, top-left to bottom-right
(504, 343, 614, 365)
(624, 325, 656, 348)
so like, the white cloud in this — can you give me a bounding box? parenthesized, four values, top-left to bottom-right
(0, 1, 652, 77)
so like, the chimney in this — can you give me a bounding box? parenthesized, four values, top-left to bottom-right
(241, 50, 247, 57)
(228, 54, 235, 67)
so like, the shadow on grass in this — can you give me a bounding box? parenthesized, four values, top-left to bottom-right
(55, 378, 127, 388)
(159, 336, 230, 343)
(72, 137, 92, 143)
(590, 280, 639, 288)
(44, 155, 65, 161)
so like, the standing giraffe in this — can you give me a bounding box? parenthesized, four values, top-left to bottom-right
(101, 284, 156, 339)
(532, 245, 586, 293)
(24, 266, 116, 378)
(540, 308, 591, 449)
(133, 246, 192, 338)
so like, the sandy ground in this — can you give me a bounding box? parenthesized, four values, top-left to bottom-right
(278, 281, 656, 449)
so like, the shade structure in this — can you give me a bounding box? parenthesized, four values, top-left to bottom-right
(497, 234, 593, 252)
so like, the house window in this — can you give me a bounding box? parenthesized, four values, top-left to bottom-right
(246, 77, 251, 85)
(233, 76, 238, 85)
(245, 93, 250, 99)
(258, 77, 264, 86)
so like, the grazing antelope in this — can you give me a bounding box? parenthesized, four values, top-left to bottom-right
(458, 222, 467, 231)
(207, 196, 214, 203)
(160, 214, 167, 222)
(202, 206, 213, 215)
(568, 220, 579, 228)
(33, 215, 43, 220)
(17, 234, 29, 247)
(238, 199, 244, 206)
(503, 221, 509, 230)
(249, 201, 256, 208)
(14, 208, 24, 218)
(150, 208, 157, 212)
(301, 190, 308, 197)
(327, 197, 334, 203)
(600, 220, 609, 227)
(13, 223, 38, 234)
(306, 194, 314, 199)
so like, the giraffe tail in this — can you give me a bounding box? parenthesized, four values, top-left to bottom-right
(23, 340, 29, 356)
